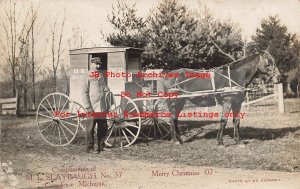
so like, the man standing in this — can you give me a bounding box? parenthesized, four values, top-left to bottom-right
(82, 57, 109, 153)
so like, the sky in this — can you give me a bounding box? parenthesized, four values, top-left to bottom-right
(24, 0, 300, 45)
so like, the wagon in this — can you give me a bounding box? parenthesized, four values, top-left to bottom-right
(36, 47, 174, 147)
(36, 47, 246, 147)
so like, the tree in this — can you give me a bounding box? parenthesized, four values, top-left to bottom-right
(0, 0, 29, 96)
(49, 12, 66, 91)
(28, 3, 46, 110)
(18, 35, 30, 110)
(197, 8, 243, 68)
(208, 19, 244, 67)
(67, 27, 87, 49)
(252, 16, 297, 74)
(143, 0, 243, 69)
(143, 0, 199, 69)
(0, 0, 46, 111)
(107, 1, 147, 48)
(287, 37, 300, 95)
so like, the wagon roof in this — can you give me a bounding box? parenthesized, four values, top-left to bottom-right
(69, 46, 144, 55)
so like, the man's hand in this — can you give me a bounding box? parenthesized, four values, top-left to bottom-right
(104, 87, 110, 92)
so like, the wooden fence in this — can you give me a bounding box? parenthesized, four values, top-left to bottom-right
(243, 83, 284, 113)
(0, 96, 18, 115)
(183, 83, 285, 114)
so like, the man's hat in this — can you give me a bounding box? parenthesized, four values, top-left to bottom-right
(91, 57, 102, 64)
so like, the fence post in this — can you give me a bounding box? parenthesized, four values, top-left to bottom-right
(277, 83, 285, 113)
(245, 91, 249, 109)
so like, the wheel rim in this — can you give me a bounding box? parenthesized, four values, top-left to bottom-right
(36, 93, 79, 146)
(105, 95, 141, 148)
(152, 99, 171, 139)
(72, 101, 87, 132)
(139, 100, 157, 139)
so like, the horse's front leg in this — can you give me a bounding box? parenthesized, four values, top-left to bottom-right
(217, 102, 231, 145)
(174, 118, 183, 144)
(232, 102, 242, 144)
(168, 99, 183, 145)
(167, 100, 177, 143)
(168, 116, 177, 143)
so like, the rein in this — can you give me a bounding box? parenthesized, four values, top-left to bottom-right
(250, 51, 276, 90)
(169, 52, 275, 93)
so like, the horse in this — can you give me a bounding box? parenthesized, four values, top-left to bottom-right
(163, 52, 281, 145)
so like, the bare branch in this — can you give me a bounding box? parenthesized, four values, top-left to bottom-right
(212, 40, 235, 61)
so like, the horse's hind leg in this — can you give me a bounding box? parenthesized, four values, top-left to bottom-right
(168, 99, 184, 145)
(232, 102, 242, 144)
(217, 102, 231, 145)
(167, 100, 177, 143)
(174, 119, 183, 144)
(174, 98, 185, 144)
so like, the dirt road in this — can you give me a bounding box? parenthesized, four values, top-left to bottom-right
(1, 99, 299, 188)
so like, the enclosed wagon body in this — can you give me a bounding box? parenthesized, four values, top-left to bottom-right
(69, 46, 144, 106)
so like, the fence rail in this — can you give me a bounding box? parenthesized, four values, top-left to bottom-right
(0, 96, 18, 115)
(183, 83, 284, 114)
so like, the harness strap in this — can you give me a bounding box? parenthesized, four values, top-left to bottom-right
(213, 69, 244, 89)
(228, 65, 232, 88)
(169, 68, 245, 94)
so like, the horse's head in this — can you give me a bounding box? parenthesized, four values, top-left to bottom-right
(257, 51, 281, 84)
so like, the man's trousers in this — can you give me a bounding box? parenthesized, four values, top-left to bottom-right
(86, 117, 108, 151)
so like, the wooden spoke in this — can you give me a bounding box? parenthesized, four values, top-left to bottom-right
(60, 98, 69, 113)
(128, 106, 136, 113)
(121, 128, 130, 144)
(52, 124, 57, 144)
(40, 122, 54, 133)
(124, 127, 136, 137)
(37, 92, 79, 146)
(113, 125, 117, 145)
(53, 94, 57, 111)
(106, 123, 115, 140)
(104, 95, 141, 148)
(38, 119, 53, 124)
(157, 120, 170, 133)
(45, 123, 55, 139)
(57, 123, 62, 145)
(140, 99, 171, 139)
(59, 119, 78, 128)
(60, 121, 75, 136)
(58, 94, 62, 112)
(59, 115, 78, 120)
(124, 117, 138, 120)
(118, 127, 122, 142)
(46, 98, 55, 115)
(155, 120, 163, 137)
(58, 124, 70, 142)
(153, 120, 157, 138)
(147, 120, 153, 137)
(141, 118, 152, 125)
(124, 122, 139, 129)
(40, 104, 54, 117)
(38, 113, 53, 119)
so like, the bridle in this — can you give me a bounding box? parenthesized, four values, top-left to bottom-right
(258, 50, 276, 84)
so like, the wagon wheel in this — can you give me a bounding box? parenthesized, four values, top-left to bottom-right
(105, 95, 141, 148)
(73, 101, 87, 132)
(36, 93, 80, 146)
(139, 100, 158, 139)
(140, 99, 171, 139)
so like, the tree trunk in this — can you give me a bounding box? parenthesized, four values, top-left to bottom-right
(12, 70, 16, 97)
(31, 26, 36, 110)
